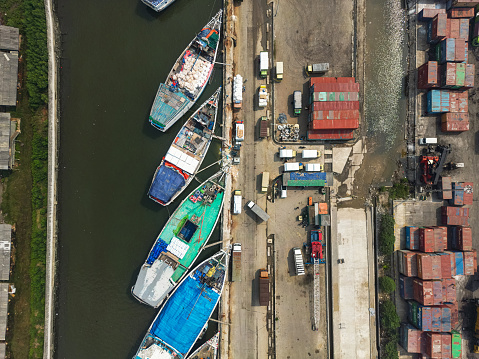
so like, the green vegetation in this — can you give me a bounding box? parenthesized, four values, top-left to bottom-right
(382, 338, 399, 359)
(0, 0, 49, 357)
(379, 213, 395, 256)
(380, 300, 400, 334)
(379, 276, 396, 294)
(381, 178, 410, 200)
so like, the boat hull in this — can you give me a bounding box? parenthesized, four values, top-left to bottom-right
(141, 0, 175, 12)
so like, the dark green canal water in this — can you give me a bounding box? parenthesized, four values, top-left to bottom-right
(56, 0, 223, 357)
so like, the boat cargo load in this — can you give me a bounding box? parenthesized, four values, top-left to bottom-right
(258, 269, 269, 305)
(233, 74, 243, 110)
(260, 51, 268, 78)
(235, 121, 245, 142)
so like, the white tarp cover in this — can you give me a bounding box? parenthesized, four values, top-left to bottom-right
(136, 344, 176, 359)
(165, 146, 200, 175)
(284, 162, 300, 172)
(233, 74, 243, 103)
(132, 260, 175, 307)
(305, 163, 322, 172)
(302, 149, 318, 158)
(260, 51, 268, 70)
(167, 236, 189, 259)
(279, 149, 294, 158)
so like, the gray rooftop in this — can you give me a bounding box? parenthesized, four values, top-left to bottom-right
(0, 283, 8, 341)
(0, 114, 11, 171)
(0, 51, 18, 106)
(0, 342, 5, 358)
(0, 224, 11, 281)
(0, 26, 19, 51)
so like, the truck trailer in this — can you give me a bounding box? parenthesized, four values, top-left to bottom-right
(233, 190, 242, 214)
(275, 61, 283, 81)
(247, 201, 270, 222)
(261, 172, 269, 192)
(235, 121, 244, 142)
(231, 243, 242, 282)
(293, 248, 305, 275)
(260, 51, 268, 78)
(279, 149, 296, 158)
(305, 63, 330, 75)
(293, 91, 302, 116)
(259, 269, 269, 306)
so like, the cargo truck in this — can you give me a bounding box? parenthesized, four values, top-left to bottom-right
(283, 162, 303, 172)
(305, 63, 330, 75)
(279, 149, 296, 158)
(259, 116, 269, 138)
(302, 149, 319, 159)
(231, 243, 242, 282)
(235, 121, 244, 142)
(293, 248, 305, 275)
(261, 172, 269, 192)
(275, 61, 283, 81)
(259, 51, 268, 78)
(247, 201, 270, 221)
(233, 190, 242, 214)
(233, 74, 243, 110)
(258, 85, 268, 107)
(258, 269, 269, 306)
(293, 91, 302, 116)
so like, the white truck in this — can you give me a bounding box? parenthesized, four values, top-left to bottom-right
(233, 190, 242, 214)
(418, 137, 437, 145)
(247, 201, 270, 222)
(293, 91, 302, 116)
(283, 162, 302, 172)
(233, 74, 243, 110)
(235, 121, 245, 142)
(258, 85, 268, 107)
(293, 248, 305, 275)
(231, 243, 242, 282)
(260, 51, 268, 78)
(305, 63, 330, 75)
(304, 163, 323, 172)
(275, 61, 283, 81)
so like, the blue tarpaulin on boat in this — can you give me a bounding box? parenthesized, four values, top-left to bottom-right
(146, 239, 168, 265)
(150, 273, 220, 355)
(149, 165, 186, 204)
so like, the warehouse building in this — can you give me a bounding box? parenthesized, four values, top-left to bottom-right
(0, 25, 19, 107)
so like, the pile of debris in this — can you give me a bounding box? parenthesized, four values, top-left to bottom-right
(277, 124, 299, 141)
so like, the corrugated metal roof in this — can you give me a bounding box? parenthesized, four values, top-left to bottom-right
(0, 224, 11, 281)
(0, 113, 11, 170)
(0, 25, 19, 51)
(0, 283, 8, 340)
(0, 51, 18, 106)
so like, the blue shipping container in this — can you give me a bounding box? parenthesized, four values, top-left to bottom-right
(442, 308, 451, 332)
(427, 90, 450, 114)
(454, 251, 464, 275)
(440, 38, 455, 64)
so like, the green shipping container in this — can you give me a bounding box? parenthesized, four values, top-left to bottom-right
(409, 301, 419, 327)
(435, 43, 441, 62)
(451, 330, 462, 358)
(453, 63, 465, 89)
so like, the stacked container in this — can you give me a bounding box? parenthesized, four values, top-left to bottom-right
(399, 250, 418, 276)
(418, 61, 439, 89)
(427, 90, 450, 113)
(441, 206, 469, 226)
(449, 90, 468, 113)
(406, 226, 420, 250)
(408, 301, 452, 332)
(448, 7, 475, 18)
(436, 38, 466, 63)
(419, 227, 447, 252)
(418, 8, 446, 21)
(427, 14, 448, 43)
(400, 323, 424, 353)
(463, 250, 477, 275)
(417, 253, 445, 280)
(413, 279, 444, 305)
(441, 112, 469, 132)
(400, 275, 415, 300)
(424, 332, 452, 358)
(450, 226, 472, 250)
(441, 177, 452, 199)
(451, 330, 462, 358)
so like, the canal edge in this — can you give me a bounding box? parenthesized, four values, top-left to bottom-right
(44, 0, 60, 357)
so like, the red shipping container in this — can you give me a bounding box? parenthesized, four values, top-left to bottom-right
(312, 101, 360, 111)
(451, 0, 479, 6)
(464, 250, 477, 275)
(441, 120, 470, 132)
(463, 182, 473, 205)
(441, 112, 469, 123)
(440, 62, 456, 88)
(309, 110, 359, 120)
(440, 252, 453, 278)
(449, 93, 468, 113)
(418, 61, 439, 89)
(425, 332, 442, 358)
(464, 64, 475, 88)
(442, 278, 456, 302)
(309, 77, 336, 86)
(420, 228, 435, 252)
(432, 14, 448, 41)
(447, 18, 461, 39)
(454, 39, 467, 62)
(448, 7, 475, 18)
(336, 77, 356, 84)
(309, 119, 359, 130)
(434, 226, 447, 251)
(441, 333, 452, 358)
(420, 8, 446, 20)
(443, 214, 470, 226)
(443, 302, 459, 329)
(413, 279, 445, 305)
(459, 18, 470, 40)
(307, 129, 354, 140)
(417, 253, 442, 280)
(442, 206, 470, 217)
(458, 226, 473, 251)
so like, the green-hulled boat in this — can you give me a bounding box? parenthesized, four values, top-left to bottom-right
(132, 171, 227, 308)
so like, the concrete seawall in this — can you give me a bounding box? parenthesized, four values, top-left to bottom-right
(43, 0, 60, 357)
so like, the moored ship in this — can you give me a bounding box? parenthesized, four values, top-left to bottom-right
(148, 87, 221, 206)
(141, 0, 175, 12)
(134, 250, 228, 359)
(187, 332, 219, 359)
(149, 10, 222, 132)
(132, 171, 226, 308)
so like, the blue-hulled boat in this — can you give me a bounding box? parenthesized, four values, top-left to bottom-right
(148, 87, 221, 206)
(149, 10, 222, 132)
(133, 250, 228, 359)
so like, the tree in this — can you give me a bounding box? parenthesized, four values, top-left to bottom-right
(379, 213, 395, 256)
(382, 338, 399, 359)
(380, 300, 400, 334)
(379, 276, 396, 293)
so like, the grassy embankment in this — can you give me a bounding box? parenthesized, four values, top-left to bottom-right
(0, 0, 49, 358)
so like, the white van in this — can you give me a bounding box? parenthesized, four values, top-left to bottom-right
(418, 137, 437, 145)
(233, 190, 242, 214)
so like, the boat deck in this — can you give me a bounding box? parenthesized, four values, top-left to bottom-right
(150, 83, 191, 129)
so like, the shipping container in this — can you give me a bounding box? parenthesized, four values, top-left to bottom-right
(427, 90, 450, 113)
(442, 214, 470, 226)
(442, 278, 457, 303)
(464, 64, 475, 88)
(309, 119, 359, 130)
(463, 182, 473, 205)
(453, 251, 464, 275)
(448, 7, 475, 18)
(444, 302, 459, 329)
(449, 0, 479, 7)
(307, 129, 354, 141)
(312, 101, 360, 111)
(463, 250, 477, 275)
(459, 18, 469, 39)
(451, 330, 462, 358)
(310, 82, 360, 93)
(442, 177, 453, 200)
(399, 250, 419, 277)
(418, 61, 439, 89)
(452, 181, 465, 205)
(417, 253, 442, 280)
(442, 206, 470, 217)
(406, 226, 420, 250)
(310, 91, 359, 103)
(431, 14, 448, 43)
(309, 110, 360, 121)
(420, 227, 435, 253)
(449, 90, 468, 113)
(458, 226, 473, 251)
(441, 120, 470, 132)
(424, 332, 451, 358)
(400, 275, 415, 300)
(400, 323, 424, 353)
(419, 8, 446, 21)
(439, 252, 453, 278)
(448, 18, 461, 39)
(413, 278, 443, 306)
(409, 301, 452, 332)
